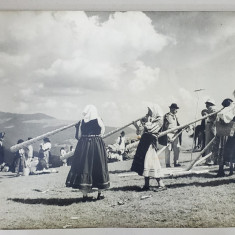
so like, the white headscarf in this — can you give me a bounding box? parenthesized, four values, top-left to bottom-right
(82, 104, 99, 123)
(81, 104, 105, 135)
(147, 103, 163, 119)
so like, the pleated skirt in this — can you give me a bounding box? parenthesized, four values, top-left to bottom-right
(66, 136, 110, 190)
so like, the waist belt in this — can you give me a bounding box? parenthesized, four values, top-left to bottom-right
(81, 135, 101, 137)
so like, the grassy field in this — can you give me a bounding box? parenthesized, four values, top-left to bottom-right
(0, 150, 235, 230)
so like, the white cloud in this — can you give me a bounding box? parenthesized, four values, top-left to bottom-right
(129, 61, 160, 93)
(11, 11, 171, 94)
(44, 99, 58, 109)
(16, 102, 29, 112)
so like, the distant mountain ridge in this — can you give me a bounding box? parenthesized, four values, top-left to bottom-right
(0, 111, 136, 164)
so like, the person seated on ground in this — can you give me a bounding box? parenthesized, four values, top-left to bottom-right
(36, 144, 48, 171)
(106, 145, 124, 162)
(41, 137, 52, 168)
(107, 131, 127, 162)
(216, 96, 235, 177)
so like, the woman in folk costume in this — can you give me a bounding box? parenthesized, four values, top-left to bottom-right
(131, 104, 166, 191)
(66, 105, 110, 201)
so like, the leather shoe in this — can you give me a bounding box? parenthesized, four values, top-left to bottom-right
(166, 164, 171, 168)
(141, 185, 150, 191)
(216, 171, 225, 177)
(174, 163, 181, 167)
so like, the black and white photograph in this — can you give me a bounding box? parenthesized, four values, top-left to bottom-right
(0, 1, 235, 233)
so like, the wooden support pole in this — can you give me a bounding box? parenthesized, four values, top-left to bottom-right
(185, 137, 215, 171)
(192, 152, 212, 167)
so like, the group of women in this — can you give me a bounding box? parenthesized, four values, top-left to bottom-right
(66, 103, 168, 201)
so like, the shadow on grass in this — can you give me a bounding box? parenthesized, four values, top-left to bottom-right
(167, 173, 215, 179)
(0, 174, 18, 178)
(109, 177, 235, 191)
(109, 169, 131, 174)
(108, 185, 142, 192)
(166, 178, 235, 189)
(8, 197, 94, 206)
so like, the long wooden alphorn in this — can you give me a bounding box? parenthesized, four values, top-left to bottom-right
(62, 108, 223, 160)
(154, 107, 223, 139)
(10, 121, 79, 152)
(61, 116, 145, 160)
(126, 125, 187, 151)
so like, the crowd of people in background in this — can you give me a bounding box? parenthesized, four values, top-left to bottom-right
(0, 134, 74, 176)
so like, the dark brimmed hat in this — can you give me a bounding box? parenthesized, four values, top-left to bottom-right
(43, 137, 50, 142)
(222, 98, 233, 107)
(169, 103, 179, 109)
(17, 139, 24, 144)
(120, 131, 125, 135)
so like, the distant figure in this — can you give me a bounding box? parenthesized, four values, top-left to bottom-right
(116, 131, 126, 155)
(0, 132, 5, 170)
(190, 109, 208, 151)
(204, 98, 217, 165)
(66, 105, 110, 201)
(42, 137, 52, 168)
(67, 146, 74, 166)
(14, 139, 26, 176)
(25, 137, 34, 168)
(60, 147, 67, 166)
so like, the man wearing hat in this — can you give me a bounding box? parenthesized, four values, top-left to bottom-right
(204, 98, 217, 165)
(159, 103, 182, 167)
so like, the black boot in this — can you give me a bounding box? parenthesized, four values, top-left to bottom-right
(216, 165, 225, 177)
(228, 166, 233, 176)
(141, 177, 150, 191)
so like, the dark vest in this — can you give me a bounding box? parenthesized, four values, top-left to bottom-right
(75, 119, 101, 139)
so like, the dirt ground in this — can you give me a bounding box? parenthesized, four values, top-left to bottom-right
(0, 151, 235, 230)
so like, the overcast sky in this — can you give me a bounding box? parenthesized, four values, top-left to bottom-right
(0, 11, 234, 126)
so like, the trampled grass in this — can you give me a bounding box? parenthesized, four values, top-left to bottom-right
(0, 151, 235, 229)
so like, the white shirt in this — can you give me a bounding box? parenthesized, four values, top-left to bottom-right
(27, 145, 33, 158)
(218, 102, 235, 123)
(42, 142, 51, 151)
(116, 136, 126, 154)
